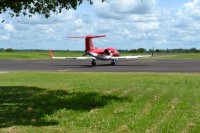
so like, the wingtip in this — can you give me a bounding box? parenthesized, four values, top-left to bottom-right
(48, 49, 54, 58)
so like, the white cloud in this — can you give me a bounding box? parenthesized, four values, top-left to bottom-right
(0, 9, 100, 50)
(0, 34, 10, 41)
(93, 0, 157, 19)
(129, 14, 158, 22)
(112, 0, 157, 14)
(184, 0, 200, 20)
(135, 22, 160, 31)
(178, 0, 200, 21)
(155, 39, 168, 46)
(4, 24, 16, 32)
(0, 16, 2, 22)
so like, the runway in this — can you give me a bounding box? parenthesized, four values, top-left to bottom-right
(0, 59, 200, 72)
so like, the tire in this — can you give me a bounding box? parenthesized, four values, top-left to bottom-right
(111, 62, 116, 66)
(92, 61, 96, 66)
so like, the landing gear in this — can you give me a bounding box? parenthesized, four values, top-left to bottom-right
(91, 59, 117, 66)
(111, 59, 117, 66)
(91, 59, 96, 66)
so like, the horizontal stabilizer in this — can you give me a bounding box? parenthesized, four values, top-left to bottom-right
(68, 35, 106, 39)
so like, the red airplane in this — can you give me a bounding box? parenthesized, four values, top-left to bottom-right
(48, 35, 151, 66)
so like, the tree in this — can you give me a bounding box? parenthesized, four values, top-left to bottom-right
(155, 49, 161, 53)
(0, 0, 106, 21)
(190, 48, 199, 53)
(137, 48, 146, 53)
(129, 49, 137, 53)
(0, 48, 4, 52)
(6, 48, 14, 52)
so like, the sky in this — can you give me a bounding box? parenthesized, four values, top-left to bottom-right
(0, 0, 200, 50)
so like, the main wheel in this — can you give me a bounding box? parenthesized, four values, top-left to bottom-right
(111, 59, 117, 66)
(91, 60, 96, 66)
(111, 62, 116, 66)
(92, 62, 96, 66)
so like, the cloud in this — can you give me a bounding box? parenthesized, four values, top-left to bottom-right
(0, 24, 15, 41)
(0, 8, 100, 50)
(4, 24, 16, 32)
(0, 34, 10, 41)
(171, 0, 200, 47)
(93, 0, 157, 19)
(112, 0, 157, 14)
(0, 1, 160, 50)
(135, 21, 160, 31)
(183, 0, 200, 20)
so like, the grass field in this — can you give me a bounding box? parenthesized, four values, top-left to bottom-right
(153, 53, 200, 59)
(1, 51, 200, 60)
(0, 72, 199, 132)
(0, 51, 83, 60)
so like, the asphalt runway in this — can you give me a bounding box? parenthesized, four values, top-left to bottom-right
(0, 59, 200, 72)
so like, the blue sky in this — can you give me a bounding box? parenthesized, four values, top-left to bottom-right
(0, 0, 200, 50)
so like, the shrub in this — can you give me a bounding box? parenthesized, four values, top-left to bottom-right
(6, 48, 14, 52)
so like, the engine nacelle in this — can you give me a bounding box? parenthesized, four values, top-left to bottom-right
(104, 49, 111, 55)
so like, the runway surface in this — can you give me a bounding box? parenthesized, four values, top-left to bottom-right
(0, 59, 200, 72)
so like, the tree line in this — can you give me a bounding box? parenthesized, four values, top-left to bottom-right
(119, 48, 200, 53)
(1, 48, 200, 53)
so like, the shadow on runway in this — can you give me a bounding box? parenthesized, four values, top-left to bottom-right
(52, 64, 149, 68)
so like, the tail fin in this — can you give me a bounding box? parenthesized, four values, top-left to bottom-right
(68, 35, 106, 52)
(48, 49, 54, 58)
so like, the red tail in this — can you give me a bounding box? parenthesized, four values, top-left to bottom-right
(68, 35, 106, 51)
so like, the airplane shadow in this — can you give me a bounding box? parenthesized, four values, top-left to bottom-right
(52, 64, 149, 68)
(0, 86, 128, 128)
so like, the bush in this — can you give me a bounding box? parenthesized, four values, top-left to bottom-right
(6, 48, 14, 52)
(137, 48, 146, 53)
(0, 48, 4, 52)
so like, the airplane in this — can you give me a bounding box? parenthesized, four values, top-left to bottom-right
(48, 35, 151, 66)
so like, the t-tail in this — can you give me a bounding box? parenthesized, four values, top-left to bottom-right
(68, 35, 106, 52)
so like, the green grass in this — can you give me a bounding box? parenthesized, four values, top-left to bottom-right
(0, 51, 83, 60)
(1, 51, 200, 60)
(153, 53, 200, 59)
(0, 72, 199, 132)
(0, 51, 150, 60)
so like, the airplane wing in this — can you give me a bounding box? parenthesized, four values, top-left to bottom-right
(111, 55, 152, 59)
(48, 50, 95, 60)
(86, 51, 151, 60)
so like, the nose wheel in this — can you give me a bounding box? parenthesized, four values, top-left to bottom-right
(91, 59, 96, 66)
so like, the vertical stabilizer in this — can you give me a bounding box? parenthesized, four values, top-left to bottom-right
(68, 35, 106, 52)
(85, 37, 94, 51)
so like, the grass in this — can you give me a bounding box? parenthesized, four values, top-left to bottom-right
(152, 53, 200, 59)
(1, 51, 200, 60)
(0, 51, 83, 60)
(0, 51, 151, 60)
(0, 72, 199, 132)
